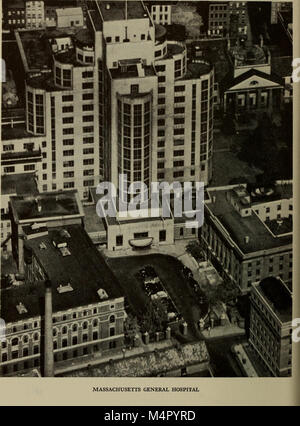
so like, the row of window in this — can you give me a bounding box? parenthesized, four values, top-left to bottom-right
(62, 93, 93, 102)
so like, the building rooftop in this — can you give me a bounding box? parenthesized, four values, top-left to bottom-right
(96, 0, 149, 21)
(190, 39, 231, 84)
(18, 30, 53, 72)
(10, 190, 83, 223)
(6, 0, 25, 9)
(1, 225, 123, 323)
(17, 27, 87, 73)
(265, 216, 293, 236)
(206, 185, 292, 255)
(256, 277, 292, 323)
(1, 172, 38, 196)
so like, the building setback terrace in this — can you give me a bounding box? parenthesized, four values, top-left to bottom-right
(10, 190, 82, 222)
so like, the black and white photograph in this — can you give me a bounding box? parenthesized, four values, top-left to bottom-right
(0, 0, 298, 398)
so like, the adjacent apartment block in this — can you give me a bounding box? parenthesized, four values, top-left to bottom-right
(0, 190, 125, 376)
(200, 183, 292, 294)
(25, 0, 45, 29)
(249, 276, 292, 376)
(208, 1, 248, 37)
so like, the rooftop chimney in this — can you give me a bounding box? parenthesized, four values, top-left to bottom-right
(44, 281, 54, 377)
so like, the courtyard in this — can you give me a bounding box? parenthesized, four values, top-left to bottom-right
(106, 253, 206, 340)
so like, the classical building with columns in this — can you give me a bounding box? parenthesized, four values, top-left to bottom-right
(222, 44, 284, 115)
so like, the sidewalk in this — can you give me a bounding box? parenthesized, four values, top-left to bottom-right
(54, 337, 174, 376)
(232, 343, 259, 377)
(201, 322, 246, 340)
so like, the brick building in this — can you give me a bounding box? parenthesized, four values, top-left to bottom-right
(0, 190, 125, 376)
(249, 276, 292, 376)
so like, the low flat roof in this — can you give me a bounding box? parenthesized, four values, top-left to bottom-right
(206, 186, 292, 254)
(1, 123, 33, 141)
(185, 61, 212, 80)
(97, 0, 148, 21)
(56, 7, 83, 16)
(1, 225, 123, 323)
(1, 172, 38, 196)
(190, 39, 230, 83)
(256, 277, 292, 323)
(10, 190, 83, 223)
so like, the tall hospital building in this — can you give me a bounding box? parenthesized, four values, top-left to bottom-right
(5, 0, 214, 200)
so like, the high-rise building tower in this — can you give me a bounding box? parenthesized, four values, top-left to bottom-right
(13, 0, 214, 199)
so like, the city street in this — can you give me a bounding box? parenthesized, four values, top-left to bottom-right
(206, 335, 247, 377)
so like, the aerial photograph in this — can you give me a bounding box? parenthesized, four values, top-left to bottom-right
(0, 0, 293, 379)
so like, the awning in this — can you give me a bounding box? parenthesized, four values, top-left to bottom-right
(129, 237, 153, 248)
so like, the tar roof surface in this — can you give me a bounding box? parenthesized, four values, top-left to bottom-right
(191, 39, 231, 83)
(1, 225, 123, 323)
(206, 188, 292, 254)
(258, 277, 292, 322)
(10, 190, 81, 222)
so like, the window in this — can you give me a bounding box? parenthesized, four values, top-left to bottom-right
(62, 106, 73, 113)
(83, 126, 94, 133)
(63, 116, 73, 124)
(62, 95, 73, 102)
(83, 104, 94, 111)
(4, 166, 15, 173)
(82, 82, 93, 89)
(63, 139, 74, 146)
(83, 148, 94, 155)
(83, 115, 94, 122)
(63, 150, 74, 156)
(174, 96, 185, 103)
(173, 171, 184, 178)
(174, 128, 184, 135)
(83, 137, 94, 144)
(83, 93, 93, 100)
(110, 328, 115, 337)
(131, 84, 139, 94)
(24, 164, 35, 171)
(116, 235, 123, 246)
(159, 230, 166, 242)
(82, 71, 93, 79)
